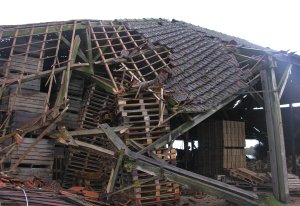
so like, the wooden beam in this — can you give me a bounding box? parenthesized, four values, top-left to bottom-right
(248, 86, 264, 106)
(74, 140, 115, 156)
(131, 154, 258, 206)
(83, 28, 94, 74)
(127, 139, 169, 165)
(68, 126, 130, 136)
(260, 55, 289, 202)
(138, 95, 238, 154)
(0, 26, 3, 39)
(60, 35, 88, 63)
(88, 21, 118, 92)
(278, 64, 292, 99)
(89, 75, 117, 94)
(289, 104, 297, 173)
(100, 124, 259, 206)
(0, 63, 89, 89)
(55, 32, 81, 110)
(99, 124, 129, 153)
(107, 149, 124, 193)
(1, 22, 87, 38)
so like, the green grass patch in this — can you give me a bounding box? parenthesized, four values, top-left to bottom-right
(259, 196, 283, 206)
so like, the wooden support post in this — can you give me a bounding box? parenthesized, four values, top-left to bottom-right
(0, 27, 3, 39)
(184, 132, 189, 170)
(107, 149, 124, 193)
(55, 35, 81, 109)
(289, 104, 296, 173)
(260, 55, 289, 202)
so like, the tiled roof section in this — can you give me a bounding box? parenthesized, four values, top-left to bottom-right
(190, 24, 266, 50)
(122, 19, 249, 112)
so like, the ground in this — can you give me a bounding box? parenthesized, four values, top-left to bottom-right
(180, 194, 234, 206)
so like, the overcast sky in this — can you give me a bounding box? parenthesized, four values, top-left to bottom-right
(1, 0, 299, 53)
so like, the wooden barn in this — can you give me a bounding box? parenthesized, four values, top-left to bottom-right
(0, 19, 299, 205)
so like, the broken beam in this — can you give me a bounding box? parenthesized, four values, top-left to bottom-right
(68, 125, 130, 136)
(107, 149, 124, 193)
(130, 152, 258, 206)
(101, 123, 259, 206)
(0, 63, 89, 88)
(74, 140, 115, 156)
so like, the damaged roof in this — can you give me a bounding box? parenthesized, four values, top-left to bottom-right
(0, 19, 262, 114)
(122, 19, 252, 112)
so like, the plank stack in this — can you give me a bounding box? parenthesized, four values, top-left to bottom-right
(118, 91, 179, 205)
(118, 92, 170, 146)
(62, 85, 116, 191)
(195, 120, 246, 177)
(9, 137, 54, 181)
(0, 55, 46, 131)
(60, 73, 85, 130)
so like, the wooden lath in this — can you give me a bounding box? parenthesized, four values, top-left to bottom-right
(87, 20, 173, 93)
(88, 21, 119, 92)
(126, 47, 171, 81)
(0, 21, 84, 135)
(0, 21, 87, 38)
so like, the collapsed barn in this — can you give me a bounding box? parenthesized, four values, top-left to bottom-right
(0, 19, 299, 205)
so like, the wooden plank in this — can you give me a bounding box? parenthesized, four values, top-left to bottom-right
(278, 64, 292, 99)
(68, 126, 130, 136)
(107, 149, 124, 193)
(11, 168, 53, 180)
(9, 106, 68, 172)
(74, 140, 115, 156)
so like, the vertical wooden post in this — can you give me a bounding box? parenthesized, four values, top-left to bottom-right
(184, 132, 189, 170)
(260, 55, 289, 202)
(289, 104, 296, 173)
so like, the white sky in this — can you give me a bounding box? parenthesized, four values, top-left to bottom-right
(0, 0, 299, 53)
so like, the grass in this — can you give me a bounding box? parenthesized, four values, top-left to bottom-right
(259, 196, 284, 206)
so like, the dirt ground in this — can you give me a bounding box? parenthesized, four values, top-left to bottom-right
(180, 195, 235, 206)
